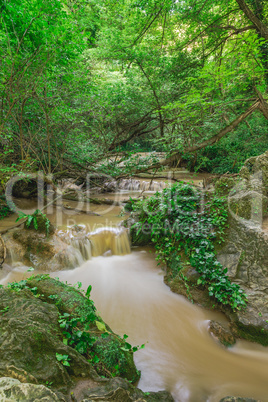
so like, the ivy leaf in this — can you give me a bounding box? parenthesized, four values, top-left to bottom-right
(95, 321, 107, 332)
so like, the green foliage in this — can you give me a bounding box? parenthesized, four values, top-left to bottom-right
(132, 182, 248, 311)
(55, 353, 70, 367)
(16, 209, 51, 236)
(0, 196, 11, 220)
(1, 0, 268, 175)
(190, 114, 268, 173)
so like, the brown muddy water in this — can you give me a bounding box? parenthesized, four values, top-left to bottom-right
(1, 177, 268, 401)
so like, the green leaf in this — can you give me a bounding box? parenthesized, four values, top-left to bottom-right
(95, 321, 107, 332)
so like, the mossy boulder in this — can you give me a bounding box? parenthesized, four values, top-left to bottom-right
(26, 276, 140, 383)
(0, 286, 95, 393)
(0, 277, 174, 401)
(228, 190, 268, 221)
(3, 228, 82, 271)
(24, 213, 55, 235)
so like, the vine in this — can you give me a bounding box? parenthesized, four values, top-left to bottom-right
(132, 182, 247, 311)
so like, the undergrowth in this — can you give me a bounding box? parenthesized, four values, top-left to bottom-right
(131, 182, 247, 311)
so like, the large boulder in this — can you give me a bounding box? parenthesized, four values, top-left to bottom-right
(26, 276, 140, 383)
(0, 277, 174, 401)
(239, 150, 268, 195)
(3, 228, 87, 271)
(0, 286, 96, 393)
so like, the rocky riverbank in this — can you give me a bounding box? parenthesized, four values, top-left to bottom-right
(0, 275, 174, 401)
(128, 152, 268, 348)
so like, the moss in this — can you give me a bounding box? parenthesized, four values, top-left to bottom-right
(26, 276, 140, 383)
(230, 321, 268, 346)
(92, 336, 140, 382)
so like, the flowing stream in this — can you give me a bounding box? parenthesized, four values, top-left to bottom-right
(1, 175, 268, 401)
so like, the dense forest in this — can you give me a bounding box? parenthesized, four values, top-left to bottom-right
(1, 2, 268, 400)
(1, 0, 268, 184)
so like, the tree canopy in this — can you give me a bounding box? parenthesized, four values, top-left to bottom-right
(1, 0, 268, 179)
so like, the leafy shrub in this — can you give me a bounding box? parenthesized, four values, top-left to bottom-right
(132, 182, 247, 311)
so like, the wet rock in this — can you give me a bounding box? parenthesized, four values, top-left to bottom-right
(0, 377, 65, 401)
(79, 377, 174, 402)
(208, 321, 236, 347)
(227, 290, 268, 346)
(102, 180, 118, 193)
(219, 397, 260, 402)
(3, 228, 86, 271)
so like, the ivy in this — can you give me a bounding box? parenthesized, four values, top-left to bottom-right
(132, 182, 247, 311)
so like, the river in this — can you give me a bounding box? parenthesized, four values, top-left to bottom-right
(1, 177, 268, 401)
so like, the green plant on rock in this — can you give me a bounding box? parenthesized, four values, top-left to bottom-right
(55, 353, 70, 367)
(16, 209, 51, 236)
(132, 182, 247, 311)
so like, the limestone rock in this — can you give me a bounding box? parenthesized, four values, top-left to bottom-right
(79, 377, 174, 402)
(219, 397, 260, 402)
(208, 321, 236, 347)
(0, 377, 64, 401)
(227, 289, 268, 346)
(3, 228, 86, 271)
(0, 287, 95, 393)
(239, 150, 268, 195)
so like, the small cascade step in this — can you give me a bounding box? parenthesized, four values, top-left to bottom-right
(59, 226, 131, 261)
(119, 178, 169, 192)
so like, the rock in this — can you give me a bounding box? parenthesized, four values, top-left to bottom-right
(3, 228, 86, 271)
(239, 150, 268, 196)
(219, 397, 260, 402)
(124, 214, 152, 247)
(0, 286, 95, 393)
(208, 321, 236, 347)
(0, 377, 65, 401)
(227, 290, 268, 346)
(216, 219, 268, 290)
(0, 276, 174, 400)
(78, 377, 174, 401)
(26, 276, 140, 383)
(228, 190, 268, 221)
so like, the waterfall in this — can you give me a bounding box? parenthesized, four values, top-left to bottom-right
(89, 227, 131, 257)
(118, 178, 168, 192)
(3, 225, 131, 272)
(59, 226, 131, 262)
